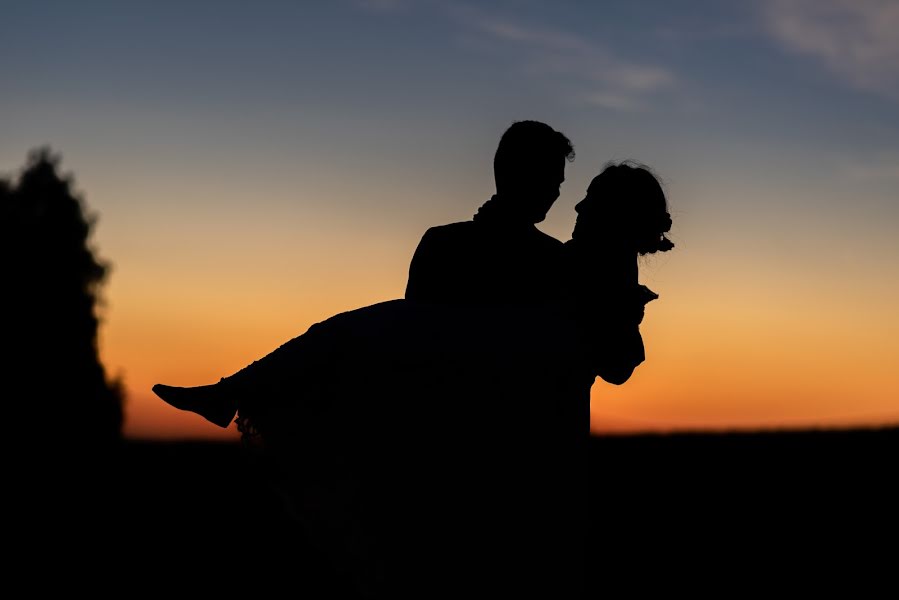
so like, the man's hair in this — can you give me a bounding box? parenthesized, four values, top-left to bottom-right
(493, 120, 575, 187)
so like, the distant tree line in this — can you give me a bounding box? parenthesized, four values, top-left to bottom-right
(1, 148, 124, 455)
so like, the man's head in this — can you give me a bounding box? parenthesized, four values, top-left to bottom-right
(493, 120, 575, 223)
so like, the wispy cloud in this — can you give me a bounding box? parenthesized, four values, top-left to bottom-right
(471, 18, 594, 54)
(445, 5, 676, 111)
(580, 92, 647, 112)
(763, 0, 899, 100)
(349, 1, 676, 111)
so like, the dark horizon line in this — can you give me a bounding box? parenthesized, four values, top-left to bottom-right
(119, 421, 899, 446)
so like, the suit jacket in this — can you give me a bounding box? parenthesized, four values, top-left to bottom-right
(405, 219, 565, 308)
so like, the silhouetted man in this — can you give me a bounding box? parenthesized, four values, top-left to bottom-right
(400, 121, 584, 597)
(405, 120, 575, 307)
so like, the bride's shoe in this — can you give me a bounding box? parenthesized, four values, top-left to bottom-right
(152, 383, 237, 428)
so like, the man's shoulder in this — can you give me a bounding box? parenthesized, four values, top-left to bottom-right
(423, 221, 478, 235)
(415, 220, 564, 253)
(416, 221, 478, 245)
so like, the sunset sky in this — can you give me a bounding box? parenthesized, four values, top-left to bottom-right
(2, 0, 897, 441)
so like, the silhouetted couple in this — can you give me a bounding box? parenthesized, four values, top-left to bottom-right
(154, 120, 674, 598)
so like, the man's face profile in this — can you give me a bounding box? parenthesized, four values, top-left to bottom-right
(524, 156, 566, 224)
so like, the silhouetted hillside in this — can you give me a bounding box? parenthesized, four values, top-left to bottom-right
(588, 427, 899, 565)
(16, 427, 895, 591)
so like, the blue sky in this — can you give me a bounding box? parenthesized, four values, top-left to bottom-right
(3, 1, 897, 208)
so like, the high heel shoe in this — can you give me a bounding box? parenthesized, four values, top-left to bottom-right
(152, 383, 237, 428)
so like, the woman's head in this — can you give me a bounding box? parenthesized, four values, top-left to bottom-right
(572, 160, 674, 254)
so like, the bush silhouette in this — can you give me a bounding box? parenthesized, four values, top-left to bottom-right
(1, 148, 124, 453)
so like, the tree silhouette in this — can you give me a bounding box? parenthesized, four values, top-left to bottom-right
(1, 148, 124, 455)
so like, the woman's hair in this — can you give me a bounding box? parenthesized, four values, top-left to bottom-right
(574, 160, 674, 255)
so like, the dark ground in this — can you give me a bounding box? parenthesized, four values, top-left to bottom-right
(15, 427, 897, 593)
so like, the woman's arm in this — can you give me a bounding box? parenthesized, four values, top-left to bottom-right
(590, 324, 645, 385)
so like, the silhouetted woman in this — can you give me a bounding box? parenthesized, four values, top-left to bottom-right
(154, 161, 674, 598)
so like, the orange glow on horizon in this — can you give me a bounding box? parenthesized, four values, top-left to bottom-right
(112, 245, 899, 441)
